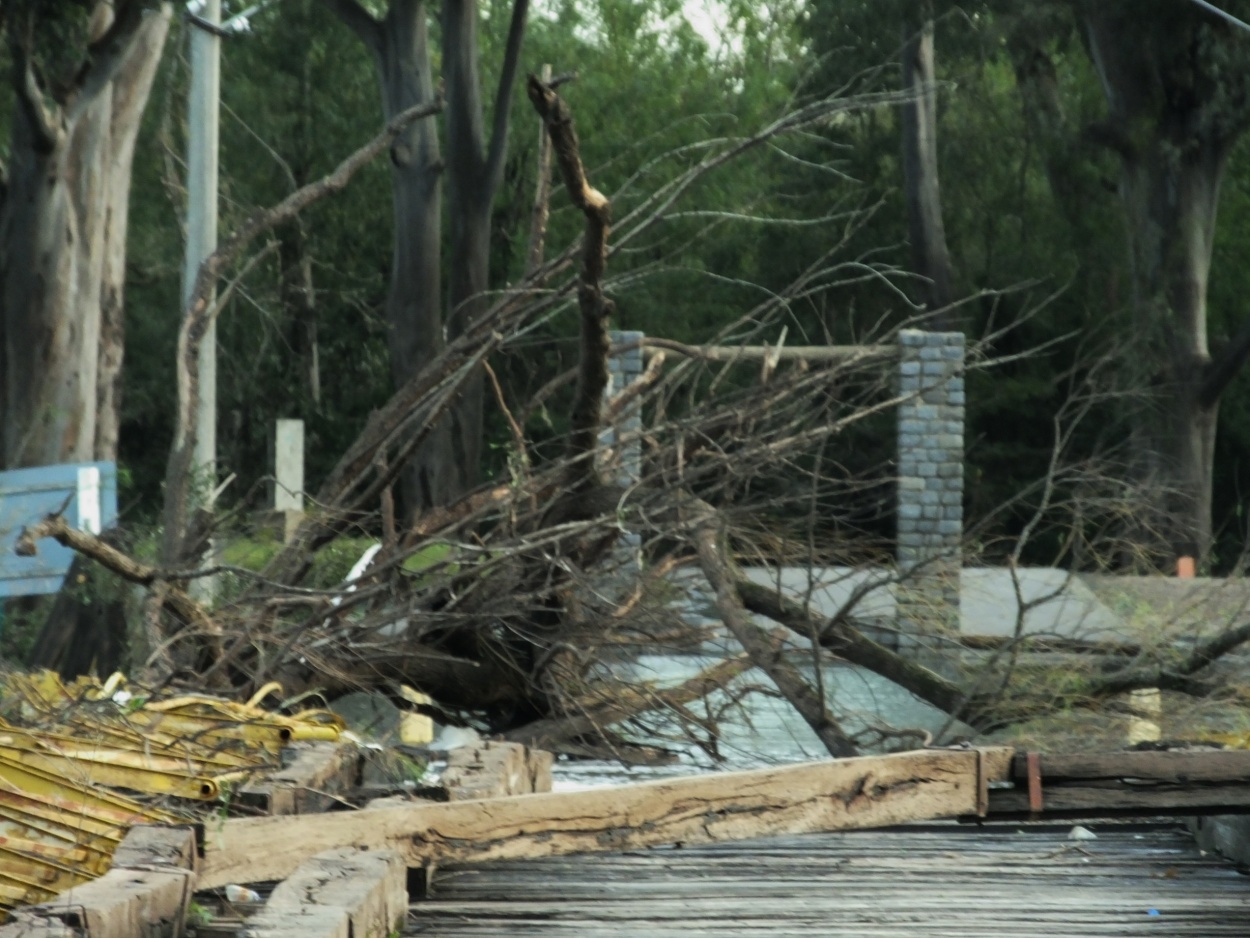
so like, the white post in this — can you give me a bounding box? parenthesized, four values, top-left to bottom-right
(184, 0, 221, 500)
(273, 419, 305, 542)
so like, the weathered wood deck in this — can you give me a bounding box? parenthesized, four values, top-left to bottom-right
(407, 824, 1250, 936)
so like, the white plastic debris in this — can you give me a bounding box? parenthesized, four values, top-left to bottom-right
(1068, 825, 1098, 841)
(431, 724, 483, 751)
(225, 884, 262, 903)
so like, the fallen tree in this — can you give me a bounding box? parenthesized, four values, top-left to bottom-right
(17, 74, 1250, 764)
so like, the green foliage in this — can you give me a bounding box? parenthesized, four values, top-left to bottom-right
(109, 0, 1250, 571)
(308, 537, 380, 589)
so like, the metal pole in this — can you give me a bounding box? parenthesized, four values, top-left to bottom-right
(183, 0, 221, 501)
(184, 1, 221, 602)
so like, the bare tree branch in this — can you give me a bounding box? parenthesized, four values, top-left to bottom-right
(528, 74, 612, 478)
(15, 514, 220, 654)
(503, 655, 751, 750)
(161, 98, 444, 567)
(693, 516, 858, 758)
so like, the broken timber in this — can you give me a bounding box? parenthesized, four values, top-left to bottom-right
(239, 740, 361, 815)
(198, 747, 1013, 889)
(243, 848, 407, 938)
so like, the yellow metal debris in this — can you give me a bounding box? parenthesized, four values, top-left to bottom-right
(0, 669, 350, 917)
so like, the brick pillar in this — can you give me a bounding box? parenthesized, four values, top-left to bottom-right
(601, 331, 645, 577)
(896, 330, 964, 645)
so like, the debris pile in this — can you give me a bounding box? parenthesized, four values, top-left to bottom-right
(0, 670, 343, 914)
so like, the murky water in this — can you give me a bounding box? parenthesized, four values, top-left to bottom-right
(552, 654, 970, 790)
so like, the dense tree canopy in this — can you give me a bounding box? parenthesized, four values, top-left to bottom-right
(77, 0, 1250, 571)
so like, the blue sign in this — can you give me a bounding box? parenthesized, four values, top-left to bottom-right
(0, 463, 118, 598)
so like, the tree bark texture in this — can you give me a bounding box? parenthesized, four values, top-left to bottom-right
(900, 3, 954, 323)
(0, 4, 171, 469)
(1080, 2, 1250, 562)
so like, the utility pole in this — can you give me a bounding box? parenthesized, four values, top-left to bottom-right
(183, 0, 221, 504)
(184, 1, 221, 601)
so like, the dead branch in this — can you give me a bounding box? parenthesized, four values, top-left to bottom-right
(605, 350, 665, 423)
(527, 73, 612, 482)
(642, 336, 895, 364)
(692, 515, 858, 758)
(526, 63, 554, 274)
(504, 655, 752, 750)
(161, 97, 445, 568)
(16, 514, 221, 657)
(735, 575, 984, 727)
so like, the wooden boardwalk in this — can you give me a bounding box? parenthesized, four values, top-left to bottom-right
(407, 824, 1250, 937)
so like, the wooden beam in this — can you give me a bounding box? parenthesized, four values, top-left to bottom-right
(440, 741, 553, 800)
(243, 847, 407, 938)
(198, 747, 1010, 889)
(986, 749, 1250, 819)
(239, 741, 361, 815)
(633, 337, 897, 364)
(1008, 749, 1250, 784)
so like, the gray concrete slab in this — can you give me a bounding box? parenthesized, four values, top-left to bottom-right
(675, 565, 1126, 642)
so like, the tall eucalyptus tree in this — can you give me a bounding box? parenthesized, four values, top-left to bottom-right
(324, 0, 529, 513)
(0, 1, 171, 468)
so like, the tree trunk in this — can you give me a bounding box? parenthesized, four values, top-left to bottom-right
(0, 5, 170, 469)
(1080, 5, 1248, 564)
(1121, 146, 1223, 562)
(377, 2, 455, 514)
(442, 0, 529, 502)
(327, 0, 527, 515)
(900, 2, 954, 323)
(1004, 18, 1085, 228)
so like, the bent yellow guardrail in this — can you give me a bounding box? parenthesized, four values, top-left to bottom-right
(0, 670, 351, 917)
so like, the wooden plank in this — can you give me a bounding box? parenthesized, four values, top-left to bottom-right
(239, 741, 360, 815)
(442, 742, 534, 800)
(405, 826, 1250, 938)
(198, 747, 1011, 889)
(244, 847, 407, 938)
(1010, 749, 1250, 784)
(988, 784, 1250, 817)
(984, 749, 1250, 818)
